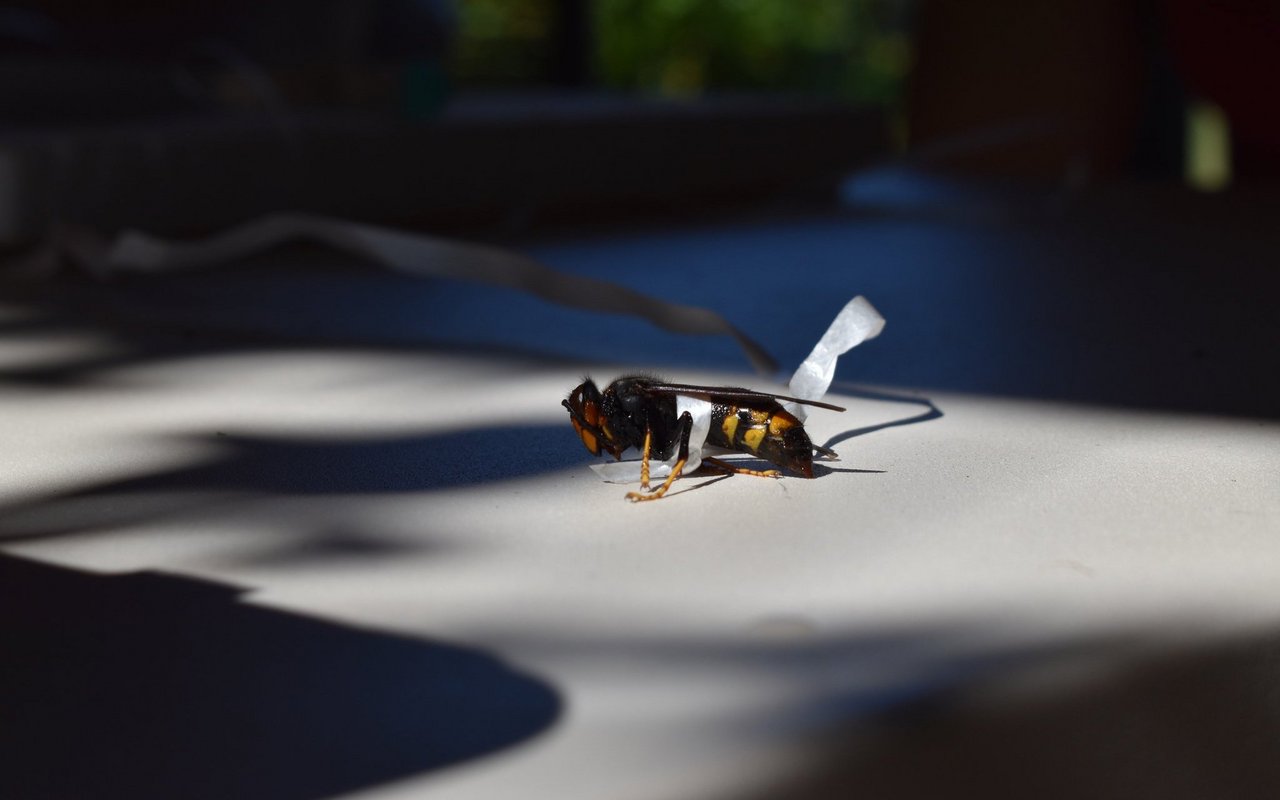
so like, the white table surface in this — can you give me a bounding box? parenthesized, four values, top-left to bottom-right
(4, 172, 1280, 799)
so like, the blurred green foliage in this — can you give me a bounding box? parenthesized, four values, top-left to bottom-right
(595, 0, 910, 103)
(454, 0, 912, 106)
(454, 0, 560, 87)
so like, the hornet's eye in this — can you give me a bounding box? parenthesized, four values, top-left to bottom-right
(579, 396, 599, 428)
(570, 416, 601, 455)
(563, 400, 602, 455)
(564, 381, 606, 456)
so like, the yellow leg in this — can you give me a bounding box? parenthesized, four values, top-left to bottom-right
(638, 428, 652, 490)
(702, 456, 781, 479)
(627, 458, 687, 502)
(625, 411, 694, 503)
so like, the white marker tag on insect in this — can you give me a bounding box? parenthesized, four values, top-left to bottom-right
(785, 296, 885, 420)
(589, 396, 713, 484)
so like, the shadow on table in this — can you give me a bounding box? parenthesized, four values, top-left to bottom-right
(820, 383, 944, 450)
(496, 616, 1280, 800)
(0, 424, 583, 544)
(740, 627, 1280, 800)
(0, 553, 562, 800)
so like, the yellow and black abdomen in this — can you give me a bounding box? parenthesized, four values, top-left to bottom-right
(706, 403, 817, 478)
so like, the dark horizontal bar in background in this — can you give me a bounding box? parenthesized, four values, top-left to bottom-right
(0, 94, 887, 244)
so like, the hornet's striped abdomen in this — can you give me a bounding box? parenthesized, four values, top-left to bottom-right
(707, 403, 817, 478)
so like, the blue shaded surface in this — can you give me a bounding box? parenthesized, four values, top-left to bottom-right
(6, 168, 1278, 415)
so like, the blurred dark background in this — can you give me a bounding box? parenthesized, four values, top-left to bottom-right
(0, 0, 898, 239)
(0, 0, 1270, 240)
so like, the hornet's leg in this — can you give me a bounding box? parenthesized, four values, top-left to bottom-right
(701, 456, 781, 479)
(638, 428, 653, 491)
(626, 411, 693, 502)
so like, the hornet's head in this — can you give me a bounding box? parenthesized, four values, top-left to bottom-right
(562, 379, 624, 459)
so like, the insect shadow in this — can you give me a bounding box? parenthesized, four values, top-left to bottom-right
(664, 471, 736, 498)
(820, 384, 943, 451)
(813, 465, 888, 477)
